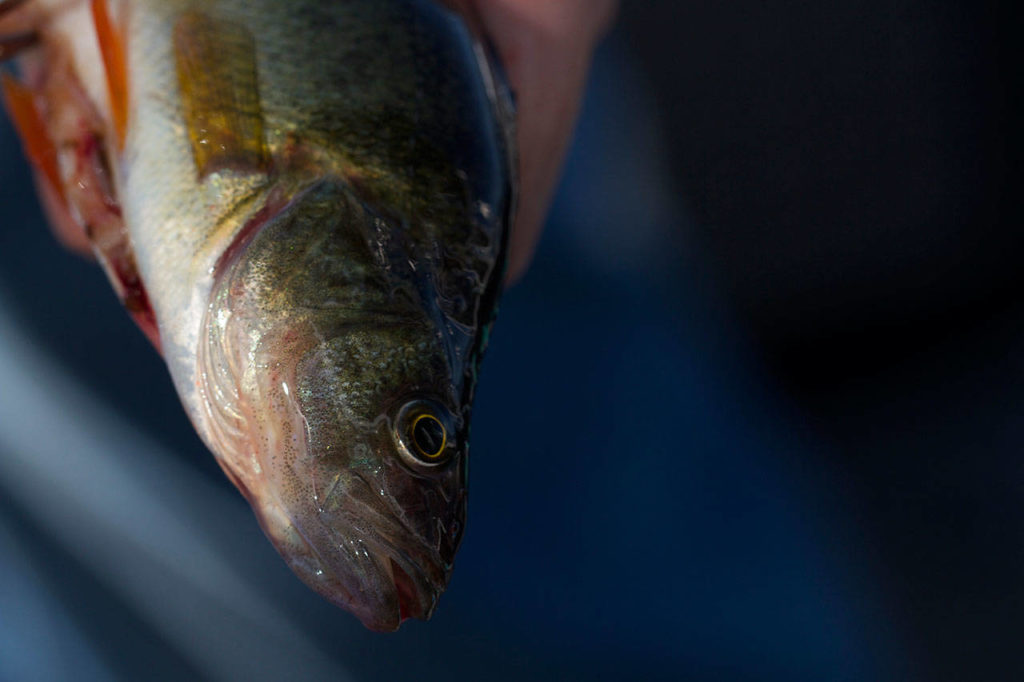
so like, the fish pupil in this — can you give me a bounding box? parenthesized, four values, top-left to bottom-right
(412, 415, 445, 458)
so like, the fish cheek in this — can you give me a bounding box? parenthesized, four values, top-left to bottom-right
(290, 337, 394, 497)
(292, 329, 455, 492)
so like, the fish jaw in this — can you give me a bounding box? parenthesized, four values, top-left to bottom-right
(252, 461, 464, 631)
(193, 180, 469, 631)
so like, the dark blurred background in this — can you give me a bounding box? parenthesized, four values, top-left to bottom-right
(1, 2, 1021, 680)
(619, 3, 1023, 679)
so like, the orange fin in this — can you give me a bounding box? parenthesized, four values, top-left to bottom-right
(173, 10, 268, 179)
(91, 0, 128, 149)
(2, 73, 65, 205)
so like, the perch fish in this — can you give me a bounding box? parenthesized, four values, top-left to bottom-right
(0, 0, 514, 631)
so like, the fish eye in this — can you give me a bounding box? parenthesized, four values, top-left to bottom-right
(394, 399, 455, 467)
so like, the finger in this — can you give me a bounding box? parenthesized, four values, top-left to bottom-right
(473, 0, 617, 283)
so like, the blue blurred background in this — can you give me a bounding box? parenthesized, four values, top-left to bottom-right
(1, 3, 1020, 680)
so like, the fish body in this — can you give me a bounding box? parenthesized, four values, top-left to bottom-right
(1, 0, 514, 630)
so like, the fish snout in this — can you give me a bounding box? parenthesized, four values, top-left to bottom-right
(274, 497, 454, 631)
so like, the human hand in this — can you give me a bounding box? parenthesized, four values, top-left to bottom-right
(471, 0, 618, 283)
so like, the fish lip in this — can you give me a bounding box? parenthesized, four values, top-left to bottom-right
(352, 529, 449, 629)
(277, 502, 449, 631)
(389, 557, 424, 622)
(342, 546, 444, 631)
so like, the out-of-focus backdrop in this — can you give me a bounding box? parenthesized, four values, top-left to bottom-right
(1, 2, 1020, 680)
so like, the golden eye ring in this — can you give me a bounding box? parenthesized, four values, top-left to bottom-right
(394, 399, 455, 468)
(410, 412, 447, 460)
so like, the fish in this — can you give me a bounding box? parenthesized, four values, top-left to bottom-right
(0, 0, 514, 631)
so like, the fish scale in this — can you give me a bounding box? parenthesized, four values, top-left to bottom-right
(1, 0, 514, 631)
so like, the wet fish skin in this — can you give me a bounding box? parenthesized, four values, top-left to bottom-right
(4, 0, 513, 631)
(201, 179, 475, 630)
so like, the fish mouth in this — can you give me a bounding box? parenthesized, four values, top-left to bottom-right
(275, 506, 450, 632)
(255, 461, 457, 632)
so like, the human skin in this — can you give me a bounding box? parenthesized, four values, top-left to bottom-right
(473, 0, 618, 282)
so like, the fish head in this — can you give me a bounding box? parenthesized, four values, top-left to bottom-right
(197, 180, 470, 631)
